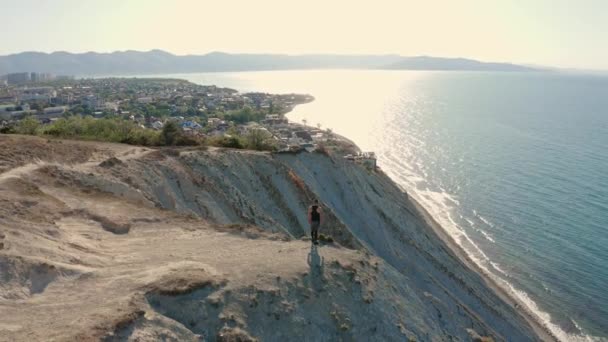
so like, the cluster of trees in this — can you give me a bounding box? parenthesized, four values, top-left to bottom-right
(76, 103, 269, 128)
(5, 116, 276, 151)
(220, 106, 267, 124)
(207, 127, 276, 151)
(8, 116, 193, 147)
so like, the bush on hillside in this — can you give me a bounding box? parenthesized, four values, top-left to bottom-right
(39, 116, 146, 143)
(221, 106, 266, 124)
(14, 117, 40, 135)
(22, 116, 201, 147)
(174, 133, 200, 146)
(121, 128, 161, 146)
(243, 128, 276, 151)
(318, 234, 334, 243)
(0, 126, 13, 134)
(208, 135, 244, 149)
(160, 121, 180, 145)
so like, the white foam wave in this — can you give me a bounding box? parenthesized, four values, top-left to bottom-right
(489, 261, 508, 276)
(479, 230, 496, 243)
(477, 214, 496, 228)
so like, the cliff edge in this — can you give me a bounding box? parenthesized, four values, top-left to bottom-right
(0, 135, 546, 341)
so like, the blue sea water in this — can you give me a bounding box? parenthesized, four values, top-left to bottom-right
(367, 72, 608, 341)
(136, 70, 608, 340)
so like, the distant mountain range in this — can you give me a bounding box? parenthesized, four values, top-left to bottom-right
(0, 49, 541, 75)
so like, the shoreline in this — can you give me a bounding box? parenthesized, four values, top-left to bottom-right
(406, 191, 558, 342)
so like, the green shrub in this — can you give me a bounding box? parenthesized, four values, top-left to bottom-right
(318, 234, 334, 243)
(160, 121, 180, 145)
(208, 135, 244, 149)
(243, 128, 276, 151)
(30, 116, 196, 147)
(39, 116, 134, 142)
(122, 128, 161, 146)
(8, 114, 264, 151)
(221, 106, 266, 124)
(14, 117, 41, 135)
(174, 133, 200, 146)
(0, 125, 15, 134)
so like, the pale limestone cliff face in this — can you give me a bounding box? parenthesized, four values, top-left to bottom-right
(0, 136, 542, 341)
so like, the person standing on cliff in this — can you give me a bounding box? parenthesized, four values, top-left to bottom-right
(308, 200, 322, 244)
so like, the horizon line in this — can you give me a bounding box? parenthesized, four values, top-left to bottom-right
(2, 49, 607, 73)
(0, 48, 536, 65)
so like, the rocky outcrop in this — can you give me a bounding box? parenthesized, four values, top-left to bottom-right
(82, 147, 540, 341)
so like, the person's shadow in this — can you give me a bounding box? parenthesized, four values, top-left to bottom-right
(307, 244, 325, 293)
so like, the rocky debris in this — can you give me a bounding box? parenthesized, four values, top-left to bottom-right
(217, 327, 258, 342)
(99, 157, 124, 168)
(138, 249, 414, 342)
(144, 269, 223, 296)
(0, 255, 80, 300)
(65, 208, 131, 234)
(468, 328, 496, 342)
(86, 212, 131, 235)
(105, 312, 202, 342)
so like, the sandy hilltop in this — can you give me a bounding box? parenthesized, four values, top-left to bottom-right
(0, 135, 552, 341)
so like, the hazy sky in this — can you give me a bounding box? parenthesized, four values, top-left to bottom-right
(1, 0, 606, 69)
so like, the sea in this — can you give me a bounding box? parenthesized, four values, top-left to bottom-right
(126, 70, 608, 341)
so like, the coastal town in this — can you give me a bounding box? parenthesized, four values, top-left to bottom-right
(0, 73, 377, 168)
